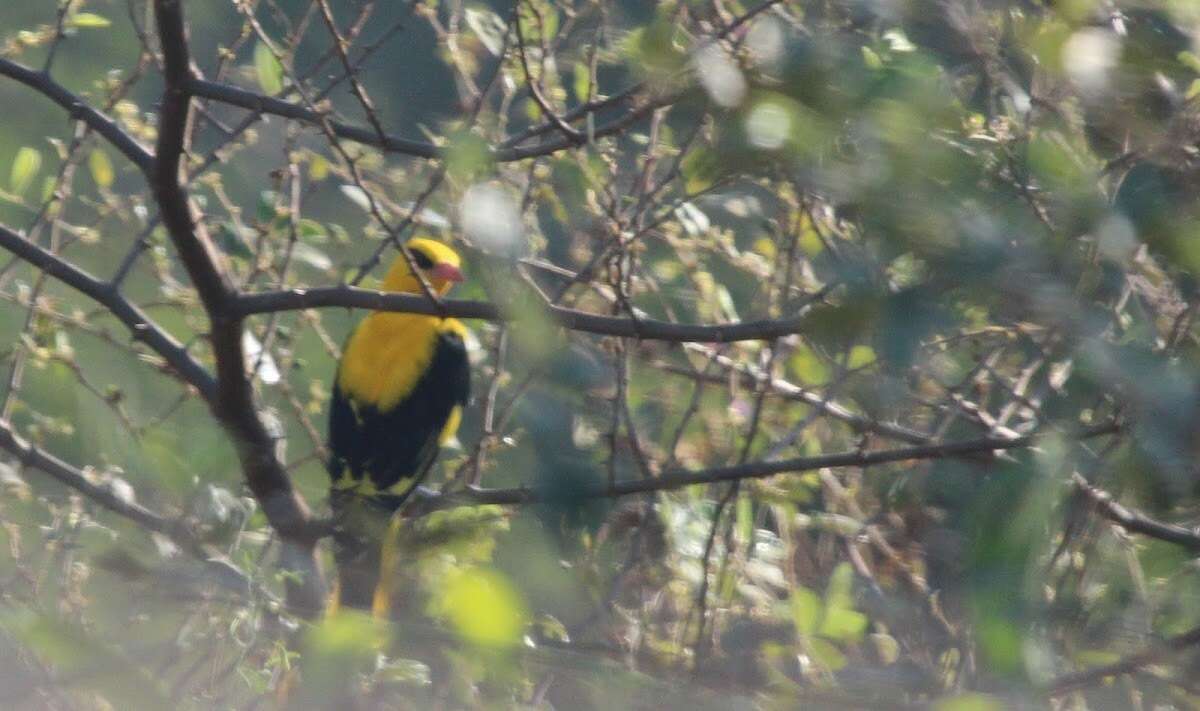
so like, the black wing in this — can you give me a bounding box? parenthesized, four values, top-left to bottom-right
(327, 328, 469, 504)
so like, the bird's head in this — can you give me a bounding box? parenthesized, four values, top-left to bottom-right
(381, 238, 464, 296)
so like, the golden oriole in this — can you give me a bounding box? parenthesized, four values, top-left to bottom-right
(326, 238, 470, 612)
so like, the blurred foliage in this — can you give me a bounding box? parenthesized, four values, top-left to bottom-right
(2, 0, 1200, 709)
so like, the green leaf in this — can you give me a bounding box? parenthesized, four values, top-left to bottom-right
(808, 637, 847, 671)
(298, 219, 328, 242)
(88, 149, 113, 188)
(789, 346, 830, 386)
(934, 693, 1005, 711)
(254, 41, 284, 95)
(861, 45, 884, 70)
(300, 611, 389, 705)
(626, 19, 686, 74)
(847, 345, 876, 369)
(67, 12, 111, 28)
(824, 561, 855, 610)
(10, 146, 41, 195)
(215, 223, 254, 260)
(308, 153, 329, 181)
(39, 176, 55, 203)
(681, 147, 720, 194)
(975, 613, 1023, 673)
(293, 242, 332, 272)
(256, 189, 280, 224)
(818, 607, 868, 642)
(735, 495, 753, 547)
(445, 132, 494, 181)
(871, 632, 901, 665)
(436, 566, 529, 648)
(790, 586, 822, 636)
(572, 61, 592, 102)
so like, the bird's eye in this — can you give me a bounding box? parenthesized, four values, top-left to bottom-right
(410, 250, 434, 270)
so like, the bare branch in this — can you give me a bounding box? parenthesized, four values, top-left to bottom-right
(0, 420, 277, 607)
(430, 421, 1122, 507)
(0, 420, 202, 555)
(0, 223, 216, 398)
(0, 58, 154, 172)
(185, 75, 681, 162)
(1045, 623, 1200, 696)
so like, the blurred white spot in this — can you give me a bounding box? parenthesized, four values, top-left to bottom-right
(882, 29, 916, 53)
(339, 184, 373, 211)
(1095, 213, 1138, 262)
(746, 18, 786, 70)
(571, 416, 601, 448)
(291, 242, 332, 272)
(745, 102, 792, 150)
(693, 43, 746, 108)
(460, 183, 523, 254)
(398, 202, 449, 229)
(675, 201, 710, 236)
(720, 194, 762, 218)
(1048, 359, 1073, 390)
(109, 476, 135, 506)
(242, 331, 281, 385)
(151, 532, 180, 558)
(1063, 29, 1121, 95)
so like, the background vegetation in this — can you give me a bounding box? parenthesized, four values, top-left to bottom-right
(1, 0, 1200, 708)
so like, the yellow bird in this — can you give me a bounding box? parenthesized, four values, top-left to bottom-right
(326, 238, 470, 612)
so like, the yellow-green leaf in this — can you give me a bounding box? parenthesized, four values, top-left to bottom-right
(254, 42, 284, 95)
(789, 346, 830, 386)
(308, 154, 329, 181)
(819, 607, 868, 642)
(808, 637, 847, 671)
(934, 693, 1005, 711)
(871, 632, 901, 665)
(847, 345, 876, 369)
(67, 12, 111, 28)
(790, 586, 822, 636)
(862, 45, 884, 70)
(572, 61, 591, 103)
(300, 611, 390, 705)
(89, 149, 113, 188)
(10, 147, 41, 195)
(824, 561, 854, 610)
(438, 567, 528, 648)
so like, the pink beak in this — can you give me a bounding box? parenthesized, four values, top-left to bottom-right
(430, 262, 464, 283)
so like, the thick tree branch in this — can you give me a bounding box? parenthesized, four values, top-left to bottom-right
(0, 223, 216, 398)
(0, 58, 154, 172)
(235, 286, 822, 343)
(152, 0, 324, 615)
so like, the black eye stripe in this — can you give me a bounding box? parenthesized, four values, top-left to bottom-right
(410, 250, 434, 270)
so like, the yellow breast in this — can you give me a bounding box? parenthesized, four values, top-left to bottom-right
(337, 313, 465, 412)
